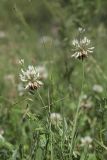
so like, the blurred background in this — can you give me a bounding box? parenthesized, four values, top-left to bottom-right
(0, 0, 107, 159)
(0, 0, 107, 67)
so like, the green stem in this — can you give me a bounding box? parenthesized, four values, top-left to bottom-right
(48, 89, 53, 160)
(69, 61, 85, 159)
(37, 90, 46, 108)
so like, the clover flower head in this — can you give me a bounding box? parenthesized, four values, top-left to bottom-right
(72, 35, 94, 60)
(78, 27, 85, 33)
(19, 65, 43, 91)
(50, 113, 62, 125)
(80, 136, 93, 148)
(80, 95, 93, 109)
(92, 84, 103, 93)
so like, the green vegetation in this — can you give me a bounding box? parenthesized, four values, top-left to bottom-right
(0, 0, 107, 159)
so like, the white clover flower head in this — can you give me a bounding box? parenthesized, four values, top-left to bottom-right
(19, 65, 43, 91)
(50, 113, 62, 125)
(78, 27, 85, 33)
(80, 95, 93, 109)
(72, 35, 94, 60)
(36, 65, 48, 79)
(80, 136, 93, 148)
(80, 100, 93, 109)
(92, 84, 103, 93)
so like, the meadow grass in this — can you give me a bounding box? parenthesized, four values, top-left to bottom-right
(0, 0, 107, 160)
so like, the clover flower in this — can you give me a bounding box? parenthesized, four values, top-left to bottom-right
(50, 113, 62, 125)
(72, 36, 94, 60)
(81, 100, 93, 110)
(80, 95, 93, 109)
(80, 136, 93, 148)
(19, 65, 43, 91)
(92, 84, 103, 93)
